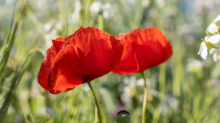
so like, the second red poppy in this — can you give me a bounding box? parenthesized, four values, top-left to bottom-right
(113, 28, 173, 75)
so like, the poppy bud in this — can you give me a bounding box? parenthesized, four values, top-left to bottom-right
(116, 110, 131, 123)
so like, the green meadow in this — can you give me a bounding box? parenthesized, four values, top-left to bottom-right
(1, 0, 220, 122)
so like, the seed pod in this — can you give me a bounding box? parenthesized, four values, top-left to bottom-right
(116, 110, 131, 123)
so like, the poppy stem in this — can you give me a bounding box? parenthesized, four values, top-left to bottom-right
(141, 72, 147, 123)
(98, 13, 104, 30)
(88, 81, 103, 123)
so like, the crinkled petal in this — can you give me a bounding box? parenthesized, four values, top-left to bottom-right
(52, 37, 65, 53)
(47, 27, 123, 94)
(119, 33, 128, 39)
(128, 28, 141, 35)
(106, 36, 124, 72)
(118, 28, 141, 39)
(113, 28, 172, 74)
(65, 27, 83, 41)
(38, 38, 66, 92)
(38, 46, 57, 91)
(48, 45, 84, 94)
(152, 28, 173, 63)
(68, 27, 123, 78)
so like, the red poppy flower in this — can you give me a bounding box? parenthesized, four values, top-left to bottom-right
(112, 28, 172, 75)
(38, 27, 123, 94)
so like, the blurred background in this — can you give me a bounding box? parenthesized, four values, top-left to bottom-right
(1, 0, 220, 122)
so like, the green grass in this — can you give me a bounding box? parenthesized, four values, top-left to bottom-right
(1, 0, 220, 123)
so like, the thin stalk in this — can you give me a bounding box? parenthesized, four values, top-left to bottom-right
(98, 13, 104, 30)
(141, 72, 148, 123)
(0, 0, 27, 86)
(159, 63, 166, 100)
(152, 107, 161, 123)
(26, 8, 45, 37)
(3, 0, 18, 47)
(85, 0, 92, 27)
(88, 81, 103, 123)
(96, 12, 105, 123)
(0, 48, 42, 122)
(152, 64, 166, 123)
(58, 0, 68, 37)
(0, 48, 45, 92)
(94, 106, 98, 123)
(100, 101, 106, 123)
(78, 10, 83, 26)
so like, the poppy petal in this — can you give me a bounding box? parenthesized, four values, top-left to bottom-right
(52, 37, 65, 53)
(128, 28, 141, 35)
(38, 27, 124, 94)
(65, 26, 84, 41)
(113, 28, 172, 75)
(106, 36, 124, 72)
(69, 27, 123, 79)
(119, 33, 127, 39)
(38, 46, 57, 91)
(48, 44, 84, 94)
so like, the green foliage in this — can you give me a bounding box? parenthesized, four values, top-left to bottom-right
(1, 0, 220, 123)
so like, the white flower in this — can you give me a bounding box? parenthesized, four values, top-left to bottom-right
(206, 33, 220, 61)
(160, 103, 168, 116)
(207, 23, 217, 34)
(206, 34, 220, 44)
(55, 21, 63, 31)
(44, 22, 52, 32)
(198, 35, 220, 60)
(186, 59, 203, 72)
(156, 0, 165, 8)
(142, 0, 150, 7)
(123, 77, 130, 84)
(210, 48, 220, 62)
(136, 78, 144, 86)
(68, 0, 82, 24)
(102, 3, 113, 20)
(214, 14, 220, 22)
(44, 29, 59, 49)
(44, 20, 55, 32)
(89, 2, 113, 20)
(207, 14, 220, 34)
(168, 97, 179, 110)
(44, 34, 53, 48)
(198, 42, 208, 59)
(83, 84, 90, 92)
(102, 3, 111, 10)
(90, 2, 102, 13)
